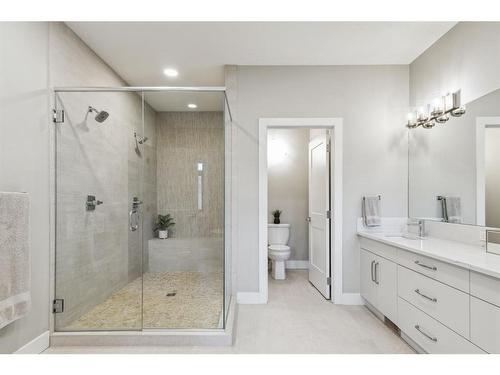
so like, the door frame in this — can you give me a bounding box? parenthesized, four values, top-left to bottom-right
(258, 118, 343, 304)
(476, 117, 500, 226)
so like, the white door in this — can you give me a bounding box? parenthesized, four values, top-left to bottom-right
(308, 132, 331, 299)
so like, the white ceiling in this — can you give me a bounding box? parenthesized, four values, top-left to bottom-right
(67, 22, 456, 111)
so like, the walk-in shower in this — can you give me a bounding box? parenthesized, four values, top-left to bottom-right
(53, 87, 232, 335)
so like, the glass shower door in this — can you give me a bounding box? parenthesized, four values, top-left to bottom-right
(141, 91, 225, 329)
(54, 91, 144, 331)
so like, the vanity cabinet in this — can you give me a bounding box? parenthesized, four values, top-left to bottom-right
(359, 237, 491, 354)
(470, 297, 500, 353)
(398, 297, 483, 354)
(470, 271, 500, 353)
(360, 248, 397, 323)
(398, 266, 470, 337)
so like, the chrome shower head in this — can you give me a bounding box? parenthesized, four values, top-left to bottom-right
(88, 106, 109, 123)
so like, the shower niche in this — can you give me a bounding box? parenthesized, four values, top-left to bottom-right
(53, 88, 231, 332)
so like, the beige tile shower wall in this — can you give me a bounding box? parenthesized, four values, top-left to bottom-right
(156, 112, 224, 239)
(50, 23, 157, 328)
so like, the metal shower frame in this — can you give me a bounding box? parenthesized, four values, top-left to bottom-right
(53, 86, 233, 121)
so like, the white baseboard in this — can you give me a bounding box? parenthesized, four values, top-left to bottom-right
(337, 293, 364, 305)
(14, 330, 50, 354)
(285, 260, 309, 269)
(237, 292, 267, 304)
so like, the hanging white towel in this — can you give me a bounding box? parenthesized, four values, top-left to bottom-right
(445, 196, 462, 224)
(362, 195, 381, 227)
(0, 192, 30, 329)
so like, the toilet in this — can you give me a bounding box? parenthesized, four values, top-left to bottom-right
(268, 223, 291, 280)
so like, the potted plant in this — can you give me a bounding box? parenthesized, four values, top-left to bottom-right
(272, 209, 282, 224)
(154, 214, 175, 239)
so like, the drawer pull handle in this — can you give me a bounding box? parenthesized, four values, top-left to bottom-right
(374, 262, 379, 285)
(414, 289, 438, 303)
(414, 260, 437, 271)
(414, 324, 438, 342)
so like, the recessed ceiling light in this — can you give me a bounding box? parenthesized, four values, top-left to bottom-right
(187, 103, 197, 109)
(163, 68, 178, 77)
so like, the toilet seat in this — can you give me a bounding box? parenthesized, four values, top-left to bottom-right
(268, 244, 290, 252)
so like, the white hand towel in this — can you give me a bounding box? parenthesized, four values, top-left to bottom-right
(0, 192, 30, 329)
(363, 196, 381, 227)
(445, 196, 462, 224)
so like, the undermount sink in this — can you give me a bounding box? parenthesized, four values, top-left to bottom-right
(384, 233, 425, 241)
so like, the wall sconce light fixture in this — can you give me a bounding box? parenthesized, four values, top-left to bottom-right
(406, 90, 466, 129)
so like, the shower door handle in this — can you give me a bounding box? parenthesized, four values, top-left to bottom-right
(129, 209, 139, 231)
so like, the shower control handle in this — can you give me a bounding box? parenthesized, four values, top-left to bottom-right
(86, 195, 103, 211)
(132, 197, 143, 209)
(129, 209, 139, 231)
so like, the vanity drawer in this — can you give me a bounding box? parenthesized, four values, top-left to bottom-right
(398, 266, 469, 337)
(398, 249, 469, 292)
(470, 296, 500, 353)
(470, 271, 500, 307)
(359, 237, 398, 262)
(398, 297, 484, 354)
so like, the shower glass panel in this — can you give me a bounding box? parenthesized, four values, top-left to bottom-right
(54, 91, 144, 331)
(142, 91, 226, 329)
(54, 88, 230, 332)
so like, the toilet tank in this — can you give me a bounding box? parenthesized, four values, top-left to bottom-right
(268, 224, 290, 245)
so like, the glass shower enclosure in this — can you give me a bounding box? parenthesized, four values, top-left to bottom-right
(53, 87, 231, 332)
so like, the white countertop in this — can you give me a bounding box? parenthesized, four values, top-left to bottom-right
(357, 231, 500, 280)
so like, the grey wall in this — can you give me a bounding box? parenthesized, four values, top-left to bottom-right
(50, 22, 157, 328)
(156, 112, 224, 239)
(0, 22, 50, 353)
(226, 65, 409, 293)
(267, 128, 309, 261)
(410, 22, 500, 106)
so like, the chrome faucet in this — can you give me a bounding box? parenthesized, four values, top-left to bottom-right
(407, 218, 425, 238)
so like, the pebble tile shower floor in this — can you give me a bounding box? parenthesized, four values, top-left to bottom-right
(64, 271, 223, 330)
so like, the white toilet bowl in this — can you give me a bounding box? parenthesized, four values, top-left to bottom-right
(268, 224, 291, 280)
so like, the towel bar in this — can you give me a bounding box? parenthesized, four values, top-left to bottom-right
(362, 195, 381, 201)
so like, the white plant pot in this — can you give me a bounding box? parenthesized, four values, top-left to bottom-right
(158, 230, 168, 239)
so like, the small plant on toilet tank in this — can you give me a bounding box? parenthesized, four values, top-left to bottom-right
(154, 214, 175, 239)
(272, 209, 282, 224)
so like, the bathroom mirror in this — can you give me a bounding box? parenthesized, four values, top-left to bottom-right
(408, 88, 500, 228)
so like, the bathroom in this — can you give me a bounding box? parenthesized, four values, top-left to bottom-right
(2, 9, 500, 368)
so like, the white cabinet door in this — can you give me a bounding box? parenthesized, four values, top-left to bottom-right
(471, 296, 500, 353)
(360, 248, 377, 307)
(360, 248, 397, 322)
(376, 256, 398, 323)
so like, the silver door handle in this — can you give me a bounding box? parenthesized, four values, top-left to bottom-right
(414, 325, 438, 342)
(370, 260, 375, 282)
(129, 209, 139, 231)
(374, 262, 380, 285)
(414, 289, 438, 303)
(414, 260, 437, 271)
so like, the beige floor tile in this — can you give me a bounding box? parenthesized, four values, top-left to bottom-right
(64, 271, 223, 330)
(46, 270, 413, 354)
